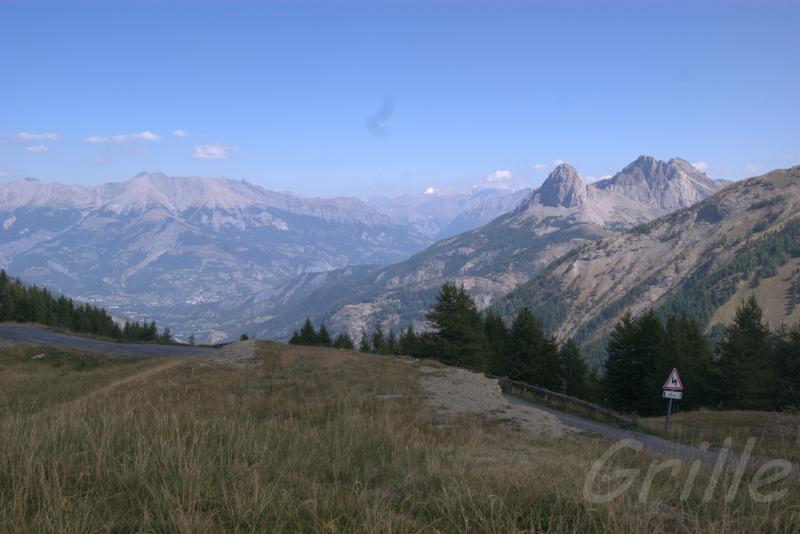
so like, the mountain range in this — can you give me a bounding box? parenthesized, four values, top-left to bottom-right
(239, 156, 729, 340)
(367, 187, 532, 239)
(6, 156, 793, 349)
(0, 172, 528, 341)
(495, 165, 800, 359)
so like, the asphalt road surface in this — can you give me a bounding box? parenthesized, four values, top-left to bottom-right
(0, 323, 214, 358)
(505, 393, 789, 470)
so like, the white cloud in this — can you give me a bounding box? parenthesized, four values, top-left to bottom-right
(691, 161, 709, 172)
(172, 129, 189, 138)
(485, 169, 512, 183)
(784, 154, 794, 161)
(423, 186, 437, 195)
(553, 159, 566, 166)
(85, 130, 160, 144)
(25, 145, 49, 153)
(193, 144, 238, 160)
(17, 132, 60, 141)
(531, 163, 548, 170)
(0, 170, 10, 178)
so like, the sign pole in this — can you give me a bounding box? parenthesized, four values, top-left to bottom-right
(664, 397, 673, 433)
(662, 368, 683, 434)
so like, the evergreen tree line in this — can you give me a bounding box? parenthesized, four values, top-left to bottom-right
(289, 318, 355, 350)
(604, 296, 800, 415)
(0, 270, 170, 343)
(288, 282, 800, 416)
(358, 283, 599, 399)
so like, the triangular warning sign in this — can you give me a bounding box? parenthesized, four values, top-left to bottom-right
(663, 368, 683, 391)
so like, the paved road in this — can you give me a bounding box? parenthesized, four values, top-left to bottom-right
(505, 393, 783, 469)
(0, 323, 213, 358)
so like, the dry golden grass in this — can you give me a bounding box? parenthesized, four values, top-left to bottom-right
(641, 408, 800, 464)
(0, 342, 797, 532)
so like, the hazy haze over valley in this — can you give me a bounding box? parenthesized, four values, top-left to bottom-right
(0, 172, 536, 341)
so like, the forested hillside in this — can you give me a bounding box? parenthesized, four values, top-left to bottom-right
(495, 166, 800, 353)
(0, 270, 167, 342)
(291, 282, 800, 416)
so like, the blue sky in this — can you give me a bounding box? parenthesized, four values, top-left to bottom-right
(1, 0, 798, 198)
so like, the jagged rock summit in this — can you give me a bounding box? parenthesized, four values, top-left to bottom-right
(594, 155, 720, 210)
(514, 155, 726, 229)
(532, 164, 586, 208)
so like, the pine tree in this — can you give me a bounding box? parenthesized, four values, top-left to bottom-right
(386, 330, 398, 355)
(604, 311, 668, 415)
(147, 321, 158, 341)
(484, 310, 511, 376)
(358, 330, 372, 353)
(299, 318, 318, 345)
(399, 325, 418, 356)
(317, 324, 332, 347)
(559, 339, 588, 398)
(509, 308, 560, 390)
(664, 315, 714, 409)
(715, 296, 774, 409)
(333, 332, 355, 350)
(289, 330, 301, 345)
(773, 323, 800, 409)
(426, 282, 488, 370)
(371, 325, 385, 354)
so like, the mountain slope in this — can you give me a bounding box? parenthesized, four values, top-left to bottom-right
(249, 156, 725, 340)
(0, 173, 428, 342)
(495, 166, 800, 353)
(435, 188, 531, 238)
(368, 187, 532, 239)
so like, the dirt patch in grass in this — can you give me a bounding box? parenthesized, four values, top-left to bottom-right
(197, 339, 260, 368)
(416, 363, 570, 438)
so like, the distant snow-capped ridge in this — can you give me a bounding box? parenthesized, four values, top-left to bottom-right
(0, 172, 390, 225)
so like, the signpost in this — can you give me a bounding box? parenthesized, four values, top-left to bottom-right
(662, 368, 683, 433)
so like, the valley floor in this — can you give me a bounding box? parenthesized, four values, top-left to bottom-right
(0, 342, 797, 532)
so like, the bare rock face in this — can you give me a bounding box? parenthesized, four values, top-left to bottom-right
(593, 155, 720, 210)
(532, 164, 586, 208)
(496, 166, 800, 346)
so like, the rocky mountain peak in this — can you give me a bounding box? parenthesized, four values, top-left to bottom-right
(535, 164, 586, 208)
(594, 155, 722, 210)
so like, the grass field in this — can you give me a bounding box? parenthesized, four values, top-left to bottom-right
(641, 409, 800, 465)
(0, 342, 797, 532)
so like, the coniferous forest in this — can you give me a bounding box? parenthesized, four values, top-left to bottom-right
(292, 282, 800, 417)
(0, 270, 169, 343)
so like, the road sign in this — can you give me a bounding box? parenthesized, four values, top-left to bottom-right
(662, 368, 683, 433)
(662, 368, 683, 391)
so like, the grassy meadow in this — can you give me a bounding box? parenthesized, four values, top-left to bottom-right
(0, 342, 797, 532)
(641, 409, 800, 465)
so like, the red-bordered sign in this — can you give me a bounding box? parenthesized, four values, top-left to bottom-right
(663, 368, 683, 391)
